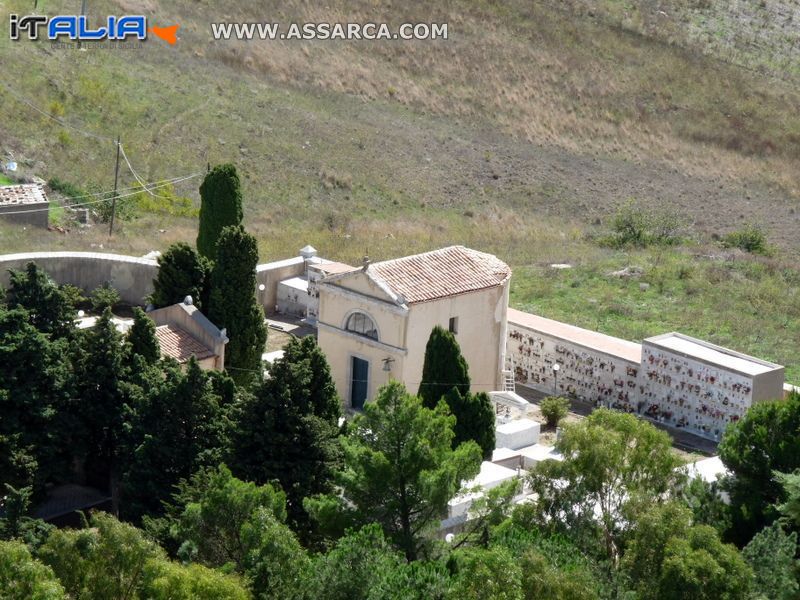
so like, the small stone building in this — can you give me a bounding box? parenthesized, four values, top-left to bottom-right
(147, 300, 228, 370)
(0, 184, 49, 227)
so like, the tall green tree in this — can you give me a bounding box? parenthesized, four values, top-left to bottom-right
(718, 392, 800, 545)
(38, 511, 250, 600)
(196, 164, 243, 260)
(306, 381, 481, 561)
(443, 388, 495, 460)
(150, 242, 210, 310)
(658, 525, 751, 600)
(120, 358, 227, 521)
(70, 308, 133, 490)
(127, 307, 160, 364)
(158, 465, 307, 599)
(0, 540, 66, 600)
(528, 409, 682, 565)
(207, 225, 267, 386)
(230, 336, 341, 537)
(742, 521, 799, 600)
(418, 326, 470, 409)
(623, 501, 752, 600)
(0, 306, 71, 489)
(446, 546, 523, 600)
(6, 262, 75, 338)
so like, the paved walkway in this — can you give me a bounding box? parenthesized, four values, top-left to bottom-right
(514, 384, 717, 456)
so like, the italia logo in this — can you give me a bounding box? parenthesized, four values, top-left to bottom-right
(9, 14, 179, 44)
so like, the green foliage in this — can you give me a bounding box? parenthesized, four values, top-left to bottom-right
(306, 381, 481, 561)
(90, 282, 120, 312)
(0, 306, 71, 490)
(447, 546, 523, 600)
(742, 521, 799, 600)
(722, 223, 770, 255)
(38, 511, 251, 599)
(6, 262, 76, 338)
(680, 477, 731, 536)
(132, 183, 199, 218)
(70, 308, 131, 481)
(658, 525, 751, 600)
(305, 524, 404, 600)
(623, 502, 752, 600)
(230, 336, 341, 539)
(718, 392, 800, 545)
(158, 465, 307, 599)
(418, 326, 470, 409)
(127, 307, 160, 364)
(207, 225, 267, 386)
(528, 409, 683, 564)
(0, 540, 66, 600)
(0, 484, 54, 550)
(150, 242, 210, 310)
(140, 560, 250, 600)
(39, 512, 163, 599)
(539, 396, 570, 428)
(47, 177, 84, 200)
(197, 164, 244, 260)
(443, 388, 495, 460)
(776, 470, 800, 528)
(600, 200, 683, 248)
(120, 359, 228, 521)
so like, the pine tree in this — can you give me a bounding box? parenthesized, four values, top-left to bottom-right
(417, 325, 470, 409)
(127, 307, 160, 364)
(150, 242, 210, 310)
(196, 164, 243, 260)
(207, 225, 266, 386)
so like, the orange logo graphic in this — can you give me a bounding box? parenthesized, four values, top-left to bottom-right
(150, 24, 179, 45)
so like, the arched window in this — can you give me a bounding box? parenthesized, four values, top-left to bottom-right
(345, 312, 378, 340)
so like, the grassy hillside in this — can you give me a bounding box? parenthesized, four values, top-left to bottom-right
(1, 0, 798, 379)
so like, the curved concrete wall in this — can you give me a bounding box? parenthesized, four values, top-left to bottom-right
(0, 251, 309, 309)
(0, 252, 159, 305)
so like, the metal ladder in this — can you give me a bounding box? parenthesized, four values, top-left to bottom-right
(502, 356, 516, 393)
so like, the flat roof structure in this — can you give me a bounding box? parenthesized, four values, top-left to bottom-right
(0, 184, 48, 206)
(280, 276, 309, 292)
(644, 332, 782, 376)
(508, 307, 642, 363)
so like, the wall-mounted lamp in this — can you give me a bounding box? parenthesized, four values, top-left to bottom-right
(382, 357, 395, 372)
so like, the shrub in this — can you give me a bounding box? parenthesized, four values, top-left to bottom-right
(722, 223, 770, 255)
(540, 396, 570, 428)
(601, 200, 683, 248)
(91, 282, 121, 312)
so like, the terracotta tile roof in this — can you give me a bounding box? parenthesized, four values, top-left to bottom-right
(0, 184, 48, 206)
(368, 246, 511, 304)
(154, 324, 214, 363)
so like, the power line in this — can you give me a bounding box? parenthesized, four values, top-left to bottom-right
(0, 174, 200, 215)
(118, 143, 175, 201)
(0, 82, 116, 142)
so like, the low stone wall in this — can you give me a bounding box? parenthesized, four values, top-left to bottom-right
(0, 252, 158, 305)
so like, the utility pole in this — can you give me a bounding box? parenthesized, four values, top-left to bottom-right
(77, 0, 87, 50)
(109, 136, 120, 236)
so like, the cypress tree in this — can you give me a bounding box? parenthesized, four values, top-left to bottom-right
(196, 164, 243, 260)
(127, 307, 160, 364)
(150, 242, 210, 309)
(6, 262, 75, 339)
(444, 388, 496, 460)
(207, 226, 266, 386)
(417, 325, 470, 409)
